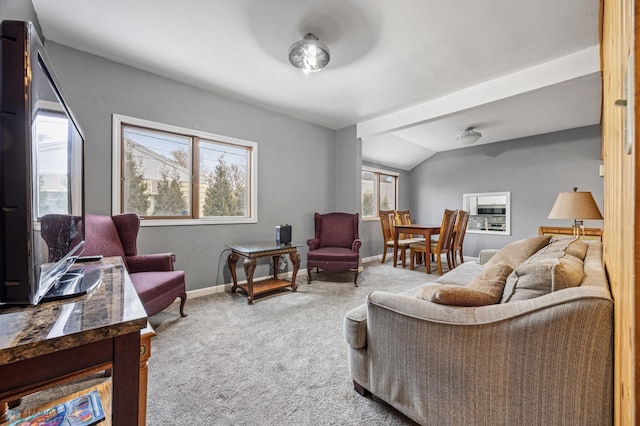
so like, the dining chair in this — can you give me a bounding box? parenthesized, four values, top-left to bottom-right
(379, 210, 422, 266)
(409, 209, 457, 274)
(397, 209, 426, 265)
(451, 209, 470, 267)
(379, 210, 400, 264)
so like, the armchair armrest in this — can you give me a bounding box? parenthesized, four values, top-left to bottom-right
(307, 238, 320, 250)
(352, 238, 362, 252)
(126, 253, 176, 273)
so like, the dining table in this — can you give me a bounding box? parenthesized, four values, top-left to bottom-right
(393, 224, 441, 268)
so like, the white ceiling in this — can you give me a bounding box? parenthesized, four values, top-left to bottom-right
(31, 0, 602, 170)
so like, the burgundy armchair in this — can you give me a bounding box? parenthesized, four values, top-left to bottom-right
(43, 213, 187, 317)
(306, 212, 361, 286)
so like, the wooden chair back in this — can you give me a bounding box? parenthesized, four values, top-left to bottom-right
(379, 210, 398, 243)
(452, 210, 470, 250)
(396, 209, 412, 239)
(437, 209, 457, 251)
(452, 210, 470, 266)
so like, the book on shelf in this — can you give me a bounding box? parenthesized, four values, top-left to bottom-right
(5, 389, 105, 426)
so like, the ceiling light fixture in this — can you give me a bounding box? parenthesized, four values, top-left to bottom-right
(288, 33, 330, 73)
(457, 127, 482, 145)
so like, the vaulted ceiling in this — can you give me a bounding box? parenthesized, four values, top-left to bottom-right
(32, 0, 601, 170)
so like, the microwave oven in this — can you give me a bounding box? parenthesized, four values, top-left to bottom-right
(477, 206, 506, 215)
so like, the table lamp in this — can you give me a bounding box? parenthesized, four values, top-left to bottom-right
(548, 187, 603, 237)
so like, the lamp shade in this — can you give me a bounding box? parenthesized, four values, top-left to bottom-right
(548, 188, 603, 220)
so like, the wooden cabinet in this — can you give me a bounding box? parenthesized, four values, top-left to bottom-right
(0, 257, 147, 425)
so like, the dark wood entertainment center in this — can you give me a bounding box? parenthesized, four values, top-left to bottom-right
(0, 257, 147, 425)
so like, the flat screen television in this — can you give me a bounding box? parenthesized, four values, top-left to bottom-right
(0, 20, 94, 305)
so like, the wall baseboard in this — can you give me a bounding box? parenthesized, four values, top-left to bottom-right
(186, 260, 377, 300)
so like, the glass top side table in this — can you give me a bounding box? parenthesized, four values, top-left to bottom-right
(225, 242, 301, 304)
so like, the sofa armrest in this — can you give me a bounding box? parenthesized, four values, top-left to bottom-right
(478, 249, 499, 265)
(344, 303, 368, 349)
(126, 253, 176, 273)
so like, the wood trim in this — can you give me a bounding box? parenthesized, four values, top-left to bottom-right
(538, 226, 603, 241)
(602, 0, 637, 423)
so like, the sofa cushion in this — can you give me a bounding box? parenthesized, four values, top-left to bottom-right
(501, 254, 584, 303)
(435, 262, 485, 286)
(485, 235, 552, 269)
(416, 263, 513, 306)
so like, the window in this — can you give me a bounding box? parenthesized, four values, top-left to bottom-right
(361, 167, 398, 218)
(113, 114, 257, 225)
(462, 192, 511, 235)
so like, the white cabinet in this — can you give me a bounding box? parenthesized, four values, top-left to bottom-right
(477, 195, 506, 206)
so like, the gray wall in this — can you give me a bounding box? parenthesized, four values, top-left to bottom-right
(335, 125, 361, 213)
(409, 125, 603, 257)
(0, 0, 41, 37)
(42, 42, 340, 291)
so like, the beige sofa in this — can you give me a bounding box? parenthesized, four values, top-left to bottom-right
(344, 237, 613, 425)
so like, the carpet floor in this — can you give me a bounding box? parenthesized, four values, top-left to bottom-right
(146, 260, 442, 425)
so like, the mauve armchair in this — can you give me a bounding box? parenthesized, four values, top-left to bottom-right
(42, 213, 187, 317)
(83, 213, 187, 317)
(307, 212, 361, 286)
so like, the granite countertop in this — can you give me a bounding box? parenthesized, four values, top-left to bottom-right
(0, 257, 147, 365)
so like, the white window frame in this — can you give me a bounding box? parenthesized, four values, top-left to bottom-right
(112, 114, 258, 226)
(361, 166, 399, 220)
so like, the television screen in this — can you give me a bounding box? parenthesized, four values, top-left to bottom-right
(1, 20, 86, 305)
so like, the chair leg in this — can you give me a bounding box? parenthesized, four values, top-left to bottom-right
(353, 270, 359, 287)
(437, 253, 444, 275)
(410, 248, 415, 270)
(381, 248, 387, 263)
(179, 293, 187, 317)
(459, 251, 464, 264)
(307, 267, 313, 284)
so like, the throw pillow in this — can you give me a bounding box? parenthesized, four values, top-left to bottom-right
(501, 254, 584, 303)
(416, 263, 513, 306)
(485, 235, 552, 269)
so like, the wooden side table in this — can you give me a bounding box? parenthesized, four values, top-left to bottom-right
(226, 242, 301, 304)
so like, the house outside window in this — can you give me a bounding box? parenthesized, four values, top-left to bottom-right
(361, 167, 398, 219)
(112, 114, 257, 225)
